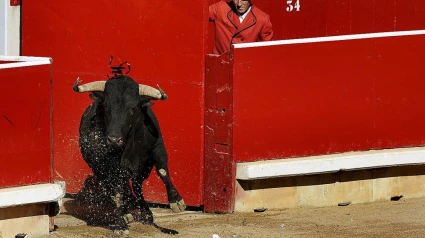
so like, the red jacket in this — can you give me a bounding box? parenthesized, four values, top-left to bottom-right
(209, 1, 274, 55)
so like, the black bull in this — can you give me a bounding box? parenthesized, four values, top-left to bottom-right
(73, 75, 185, 232)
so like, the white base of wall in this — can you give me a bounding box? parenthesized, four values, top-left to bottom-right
(0, 203, 50, 238)
(236, 147, 425, 180)
(0, 183, 65, 237)
(235, 164, 425, 212)
(235, 147, 425, 212)
(0, 183, 65, 208)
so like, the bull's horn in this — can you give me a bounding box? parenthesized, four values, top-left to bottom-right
(73, 77, 106, 92)
(139, 84, 168, 100)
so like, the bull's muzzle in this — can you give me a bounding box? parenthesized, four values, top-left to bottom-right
(107, 135, 125, 148)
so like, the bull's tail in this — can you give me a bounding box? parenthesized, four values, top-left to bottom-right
(152, 223, 179, 235)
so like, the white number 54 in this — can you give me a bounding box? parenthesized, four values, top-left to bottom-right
(286, 0, 301, 12)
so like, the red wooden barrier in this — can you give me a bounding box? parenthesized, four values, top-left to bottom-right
(232, 33, 425, 162)
(252, 0, 425, 39)
(0, 57, 65, 237)
(0, 59, 52, 188)
(205, 31, 425, 212)
(204, 53, 235, 213)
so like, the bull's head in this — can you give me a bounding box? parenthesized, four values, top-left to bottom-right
(73, 75, 167, 148)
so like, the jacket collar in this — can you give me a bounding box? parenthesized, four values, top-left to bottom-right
(226, 5, 257, 33)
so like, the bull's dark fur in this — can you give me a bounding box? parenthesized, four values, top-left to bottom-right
(76, 75, 184, 233)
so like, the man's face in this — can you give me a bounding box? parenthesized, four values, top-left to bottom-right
(233, 0, 251, 15)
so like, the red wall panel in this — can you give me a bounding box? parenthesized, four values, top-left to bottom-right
(325, 0, 351, 36)
(230, 33, 425, 163)
(373, 0, 396, 32)
(374, 35, 425, 148)
(394, 0, 418, 30)
(231, 40, 374, 161)
(21, 0, 207, 206)
(0, 63, 52, 188)
(350, 1, 374, 34)
(207, 0, 425, 51)
(204, 54, 235, 213)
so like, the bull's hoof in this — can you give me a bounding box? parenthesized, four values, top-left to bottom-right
(123, 213, 134, 224)
(170, 199, 186, 213)
(109, 218, 129, 233)
(138, 206, 154, 225)
(113, 229, 129, 237)
(140, 212, 154, 225)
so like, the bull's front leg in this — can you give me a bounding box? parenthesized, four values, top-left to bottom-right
(151, 149, 186, 213)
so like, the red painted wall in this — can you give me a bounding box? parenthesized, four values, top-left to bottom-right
(21, 1, 208, 206)
(254, 0, 425, 39)
(231, 34, 425, 162)
(0, 63, 52, 188)
(207, 0, 425, 53)
(257, 0, 422, 39)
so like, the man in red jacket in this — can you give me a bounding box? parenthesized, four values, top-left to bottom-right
(209, 0, 274, 55)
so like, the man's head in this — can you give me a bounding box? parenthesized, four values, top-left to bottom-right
(232, 0, 251, 15)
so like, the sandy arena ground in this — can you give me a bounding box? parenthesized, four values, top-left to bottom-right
(41, 196, 425, 238)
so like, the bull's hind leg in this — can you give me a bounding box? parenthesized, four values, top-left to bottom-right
(152, 146, 186, 212)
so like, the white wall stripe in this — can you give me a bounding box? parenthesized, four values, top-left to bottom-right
(236, 147, 425, 180)
(0, 56, 52, 69)
(0, 60, 52, 69)
(233, 30, 425, 49)
(0, 61, 50, 69)
(0, 56, 52, 62)
(0, 183, 65, 208)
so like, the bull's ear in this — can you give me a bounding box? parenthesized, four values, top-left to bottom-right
(139, 95, 154, 107)
(89, 92, 104, 102)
